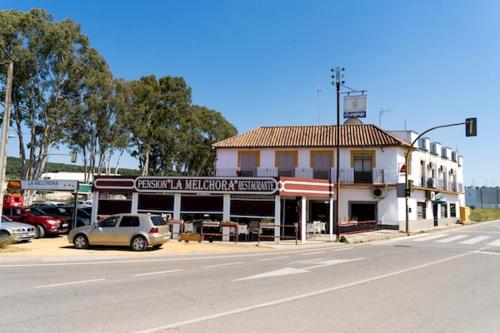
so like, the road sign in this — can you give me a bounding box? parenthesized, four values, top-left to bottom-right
(21, 179, 78, 191)
(344, 95, 367, 118)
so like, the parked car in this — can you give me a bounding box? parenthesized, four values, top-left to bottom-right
(0, 216, 36, 243)
(5, 207, 65, 238)
(34, 205, 91, 231)
(68, 214, 170, 251)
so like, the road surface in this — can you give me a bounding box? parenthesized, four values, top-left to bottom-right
(2, 220, 500, 333)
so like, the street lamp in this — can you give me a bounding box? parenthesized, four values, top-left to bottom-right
(404, 118, 477, 235)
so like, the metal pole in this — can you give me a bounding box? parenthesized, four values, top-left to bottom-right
(72, 181, 79, 230)
(404, 121, 466, 235)
(335, 76, 341, 241)
(0, 60, 14, 228)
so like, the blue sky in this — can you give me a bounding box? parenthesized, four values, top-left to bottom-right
(2, 0, 499, 185)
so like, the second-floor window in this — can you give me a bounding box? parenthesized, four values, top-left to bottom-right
(238, 151, 260, 176)
(352, 151, 375, 183)
(310, 150, 333, 179)
(275, 151, 297, 177)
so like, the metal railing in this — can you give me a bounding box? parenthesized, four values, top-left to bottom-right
(423, 178, 463, 192)
(257, 222, 298, 245)
(214, 168, 386, 184)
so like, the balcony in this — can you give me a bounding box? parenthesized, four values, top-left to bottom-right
(215, 168, 386, 184)
(423, 177, 463, 192)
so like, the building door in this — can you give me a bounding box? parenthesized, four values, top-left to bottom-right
(352, 152, 373, 183)
(433, 203, 438, 227)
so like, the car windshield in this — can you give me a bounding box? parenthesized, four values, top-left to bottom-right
(27, 207, 48, 216)
(150, 216, 167, 226)
(1, 215, 12, 222)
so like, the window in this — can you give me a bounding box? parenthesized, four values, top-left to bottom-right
(351, 151, 375, 183)
(450, 204, 457, 218)
(275, 151, 298, 177)
(98, 216, 120, 228)
(119, 216, 140, 227)
(151, 216, 167, 226)
(238, 151, 260, 176)
(310, 150, 333, 179)
(440, 203, 448, 218)
(417, 202, 426, 220)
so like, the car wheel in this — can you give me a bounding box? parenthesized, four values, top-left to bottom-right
(73, 234, 89, 249)
(0, 230, 10, 240)
(34, 225, 45, 239)
(131, 236, 148, 251)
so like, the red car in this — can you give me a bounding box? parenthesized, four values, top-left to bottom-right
(5, 207, 67, 238)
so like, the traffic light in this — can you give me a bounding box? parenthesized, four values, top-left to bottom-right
(70, 151, 77, 163)
(465, 118, 477, 137)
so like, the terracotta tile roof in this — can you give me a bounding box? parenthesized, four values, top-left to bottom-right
(213, 124, 408, 148)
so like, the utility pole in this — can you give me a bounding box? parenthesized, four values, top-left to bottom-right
(331, 67, 345, 241)
(0, 56, 14, 227)
(378, 108, 391, 127)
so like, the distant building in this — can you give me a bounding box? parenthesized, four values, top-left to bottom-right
(41, 172, 89, 182)
(466, 186, 500, 209)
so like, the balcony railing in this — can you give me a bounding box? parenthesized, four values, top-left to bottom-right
(420, 177, 463, 192)
(214, 168, 386, 184)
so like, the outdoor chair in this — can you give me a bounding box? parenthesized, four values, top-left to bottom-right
(237, 224, 249, 241)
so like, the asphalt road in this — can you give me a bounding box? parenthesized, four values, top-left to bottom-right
(2, 221, 500, 333)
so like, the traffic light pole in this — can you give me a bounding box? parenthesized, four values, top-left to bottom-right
(404, 121, 471, 235)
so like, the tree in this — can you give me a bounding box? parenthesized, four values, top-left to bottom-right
(0, 9, 96, 181)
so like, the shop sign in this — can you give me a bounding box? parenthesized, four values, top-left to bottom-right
(344, 95, 367, 118)
(21, 179, 78, 191)
(135, 177, 278, 194)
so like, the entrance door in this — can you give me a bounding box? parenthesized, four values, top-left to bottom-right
(433, 203, 438, 227)
(353, 152, 373, 183)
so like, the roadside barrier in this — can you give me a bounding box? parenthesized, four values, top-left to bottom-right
(338, 220, 378, 235)
(257, 222, 298, 245)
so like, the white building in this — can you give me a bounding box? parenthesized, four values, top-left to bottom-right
(213, 122, 465, 232)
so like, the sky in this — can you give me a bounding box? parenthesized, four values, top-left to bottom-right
(2, 0, 499, 186)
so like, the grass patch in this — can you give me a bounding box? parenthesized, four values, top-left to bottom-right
(470, 209, 500, 222)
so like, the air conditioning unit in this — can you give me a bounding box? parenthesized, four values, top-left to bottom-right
(372, 187, 387, 199)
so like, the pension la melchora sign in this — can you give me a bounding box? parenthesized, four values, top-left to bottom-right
(135, 177, 278, 195)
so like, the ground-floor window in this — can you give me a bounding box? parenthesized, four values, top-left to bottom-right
(450, 203, 457, 218)
(440, 203, 448, 218)
(417, 202, 426, 219)
(349, 202, 377, 221)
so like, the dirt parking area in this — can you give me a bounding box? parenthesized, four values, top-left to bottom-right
(0, 236, 270, 258)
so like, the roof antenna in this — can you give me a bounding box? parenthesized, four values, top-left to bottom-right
(378, 108, 391, 127)
(316, 88, 323, 124)
(404, 118, 407, 130)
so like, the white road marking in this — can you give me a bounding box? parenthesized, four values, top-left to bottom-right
(34, 278, 105, 289)
(436, 235, 468, 243)
(486, 239, 500, 247)
(475, 250, 500, 256)
(459, 236, 491, 245)
(135, 250, 475, 333)
(257, 256, 289, 262)
(133, 269, 183, 277)
(301, 251, 327, 256)
(413, 233, 450, 242)
(203, 261, 243, 269)
(0, 247, 350, 268)
(333, 247, 352, 251)
(235, 258, 363, 281)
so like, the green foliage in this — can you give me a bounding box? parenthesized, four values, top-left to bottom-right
(470, 209, 500, 222)
(5, 156, 139, 178)
(0, 9, 238, 180)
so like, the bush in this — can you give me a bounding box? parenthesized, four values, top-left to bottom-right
(0, 235, 14, 249)
(470, 209, 500, 222)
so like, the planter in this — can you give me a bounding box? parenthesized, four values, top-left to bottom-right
(179, 232, 202, 243)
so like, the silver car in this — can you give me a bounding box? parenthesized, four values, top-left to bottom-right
(0, 217, 36, 243)
(67, 213, 170, 251)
